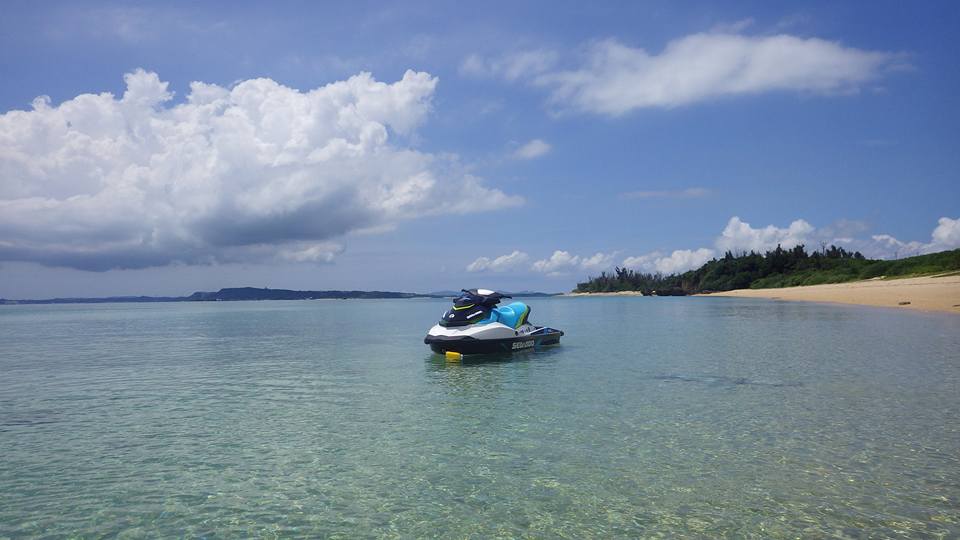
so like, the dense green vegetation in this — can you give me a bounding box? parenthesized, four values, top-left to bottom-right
(575, 246, 960, 295)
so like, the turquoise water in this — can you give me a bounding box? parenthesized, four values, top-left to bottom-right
(1, 297, 958, 538)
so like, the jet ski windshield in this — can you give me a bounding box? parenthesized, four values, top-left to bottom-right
(440, 288, 511, 327)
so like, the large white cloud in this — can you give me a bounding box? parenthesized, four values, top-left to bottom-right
(469, 31, 898, 116)
(930, 217, 960, 252)
(0, 70, 522, 270)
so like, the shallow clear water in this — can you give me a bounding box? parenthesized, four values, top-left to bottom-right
(1, 297, 958, 538)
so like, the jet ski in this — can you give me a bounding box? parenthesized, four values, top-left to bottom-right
(424, 289, 563, 355)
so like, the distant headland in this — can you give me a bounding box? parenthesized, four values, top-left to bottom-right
(0, 287, 559, 305)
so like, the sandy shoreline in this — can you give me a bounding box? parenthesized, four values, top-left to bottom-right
(564, 291, 646, 297)
(566, 274, 960, 314)
(700, 275, 960, 314)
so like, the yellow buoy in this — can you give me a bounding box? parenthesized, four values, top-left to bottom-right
(445, 351, 463, 362)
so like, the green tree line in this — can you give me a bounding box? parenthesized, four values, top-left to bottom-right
(575, 245, 960, 295)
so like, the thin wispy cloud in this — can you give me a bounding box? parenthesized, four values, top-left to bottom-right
(467, 28, 903, 116)
(460, 49, 558, 81)
(45, 5, 229, 43)
(621, 187, 710, 199)
(513, 139, 552, 160)
(539, 33, 902, 115)
(709, 18, 755, 34)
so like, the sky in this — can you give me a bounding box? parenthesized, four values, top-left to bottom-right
(1, 0, 958, 298)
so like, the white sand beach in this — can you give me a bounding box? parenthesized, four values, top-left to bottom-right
(699, 274, 960, 314)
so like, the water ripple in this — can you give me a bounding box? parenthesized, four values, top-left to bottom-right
(1, 298, 958, 537)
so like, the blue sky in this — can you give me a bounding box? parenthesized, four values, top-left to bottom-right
(1, 1, 958, 298)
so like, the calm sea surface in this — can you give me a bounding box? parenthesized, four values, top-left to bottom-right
(1, 297, 958, 538)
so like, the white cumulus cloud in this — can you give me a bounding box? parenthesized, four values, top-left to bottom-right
(534, 32, 898, 115)
(579, 251, 616, 271)
(513, 139, 552, 160)
(623, 248, 716, 274)
(930, 217, 960, 251)
(0, 69, 523, 270)
(866, 235, 926, 258)
(466, 250, 530, 272)
(716, 216, 815, 253)
(621, 216, 827, 275)
(532, 250, 580, 274)
(866, 217, 960, 258)
(532, 250, 615, 275)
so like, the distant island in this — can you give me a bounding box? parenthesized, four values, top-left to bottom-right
(0, 287, 560, 305)
(575, 246, 960, 295)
